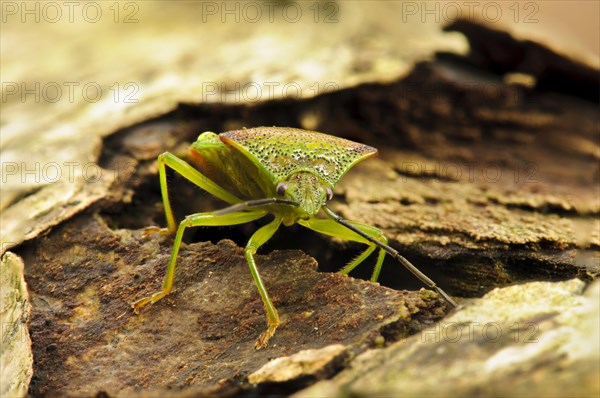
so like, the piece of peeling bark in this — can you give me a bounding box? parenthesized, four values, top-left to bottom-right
(247, 344, 347, 384)
(0, 252, 33, 398)
(20, 213, 449, 397)
(296, 279, 600, 398)
(443, 20, 599, 102)
(1, 2, 466, 255)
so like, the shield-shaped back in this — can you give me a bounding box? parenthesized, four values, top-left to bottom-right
(220, 127, 377, 187)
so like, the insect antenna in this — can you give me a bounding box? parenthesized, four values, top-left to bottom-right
(214, 198, 300, 215)
(323, 206, 457, 307)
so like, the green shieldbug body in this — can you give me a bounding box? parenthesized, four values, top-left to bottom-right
(133, 127, 456, 349)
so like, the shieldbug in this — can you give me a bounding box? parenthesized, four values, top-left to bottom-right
(133, 126, 456, 349)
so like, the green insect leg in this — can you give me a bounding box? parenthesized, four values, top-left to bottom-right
(298, 218, 387, 281)
(145, 152, 243, 235)
(344, 222, 388, 282)
(322, 206, 457, 307)
(133, 208, 267, 312)
(245, 217, 283, 349)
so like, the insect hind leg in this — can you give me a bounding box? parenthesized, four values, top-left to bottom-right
(147, 151, 244, 235)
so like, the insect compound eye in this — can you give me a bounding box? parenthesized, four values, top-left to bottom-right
(326, 186, 334, 201)
(276, 182, 287, 196)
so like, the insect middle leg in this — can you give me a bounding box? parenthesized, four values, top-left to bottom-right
(133, 208, 267, 312)
(146, 152, 243, 235)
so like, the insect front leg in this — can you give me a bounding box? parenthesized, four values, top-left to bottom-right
(143, 152, 243, 236)
(337, 222, 388, 282)
(322, 206, 457, 307)
(298, 217, 387, 281)
(244, 216, 284, 349)
(133, 208, 267, 312)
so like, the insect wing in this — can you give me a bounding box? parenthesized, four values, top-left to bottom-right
(189, 132, 268, 200)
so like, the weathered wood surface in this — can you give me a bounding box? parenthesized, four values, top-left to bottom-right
(0, 2, 465, 253)
(0, 253, 32, 398)
(1, 2, 598, 397)
(20, 213, 447, 396)
(298, 279, 600, 398)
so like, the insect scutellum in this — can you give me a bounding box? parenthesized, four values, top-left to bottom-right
(133, 126, 456, 349)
